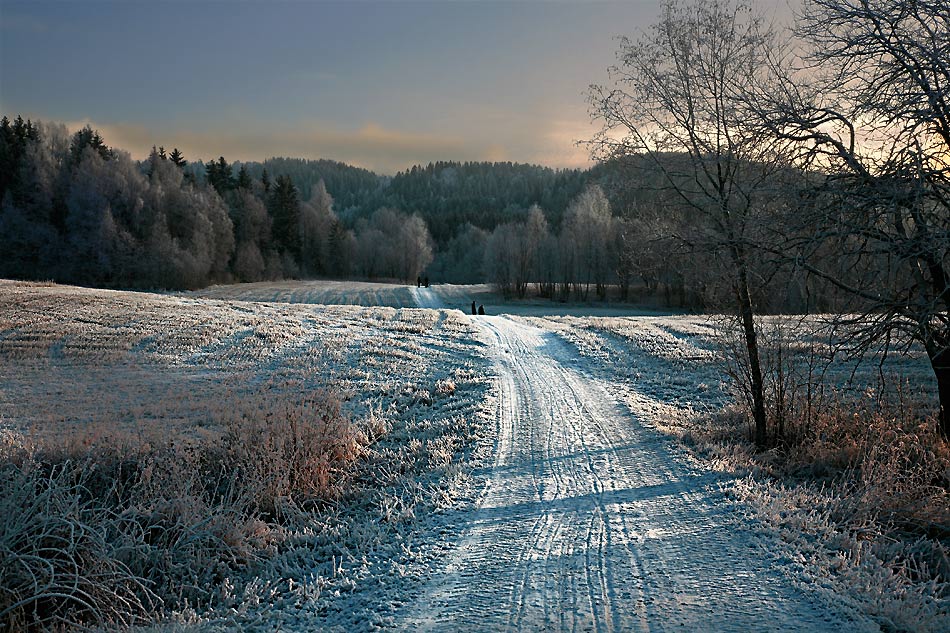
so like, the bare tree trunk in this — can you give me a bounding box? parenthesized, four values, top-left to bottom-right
(734, 252, 768, 449)
(929, 351, 950, 440)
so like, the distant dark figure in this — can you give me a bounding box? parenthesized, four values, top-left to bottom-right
(416, 276, 421, 288)
(478, 304, 485, 315)
(471, 301, 477, 315)
(424, 276, 430, 288)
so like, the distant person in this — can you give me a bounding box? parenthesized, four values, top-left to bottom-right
(424, 276, 430, 288)
(478, 304, 485, 315)
(471, 301, 477, 315)
(416, 276, 421, 288)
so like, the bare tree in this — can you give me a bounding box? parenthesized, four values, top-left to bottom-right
(353, 207, 433, 283)
(397, 212, 434, 283)
(589, 0, 789, 447)
(756, 0, 950, 438)
(485, 222, 519, 297)
(523, 205, 549, 298)
(563, 185, 614, 300)
(354, 220, 386, 279)
(230, 190, 272, 282)
(298, 180, 336, 276)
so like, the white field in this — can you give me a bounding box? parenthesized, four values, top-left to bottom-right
(191, 279, 423, 308)
(1, 280, 503, 630)
(1, 279, 940, 631)
(192, 280, 675, 317)
(0, 280, 486, 443)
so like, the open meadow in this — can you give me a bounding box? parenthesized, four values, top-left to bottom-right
(4, 0, 949, 629)
(2, 278, 946, 631)
(0, 279, 497, 630)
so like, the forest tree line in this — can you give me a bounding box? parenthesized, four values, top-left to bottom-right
(0, 114, 821, 313)
(582, 0, 950, 441)
(0, 118, 436, 289)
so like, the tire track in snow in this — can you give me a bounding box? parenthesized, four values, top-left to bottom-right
(398, 316, 865, 632)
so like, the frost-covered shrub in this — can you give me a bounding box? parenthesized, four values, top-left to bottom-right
(0, 389, 364, 629)
(689, 391, 950, 628)
(224, 389, 363, 511)
(0, 460, 157, 631)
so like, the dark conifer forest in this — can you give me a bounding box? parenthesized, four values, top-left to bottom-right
(0, 115, 603, 291)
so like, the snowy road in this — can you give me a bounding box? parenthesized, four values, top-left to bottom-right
(399, 315, 859, 632)
(411, 286, 444, 310)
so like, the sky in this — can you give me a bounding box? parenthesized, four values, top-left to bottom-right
(0, 0, 796, 174)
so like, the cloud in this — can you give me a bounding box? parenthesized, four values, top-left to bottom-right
(56, 111, 596, 174)
(531, 118, 598, 169)
(58, 118, 528, 174)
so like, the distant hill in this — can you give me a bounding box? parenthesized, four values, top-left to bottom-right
(202, 158, 592, 244)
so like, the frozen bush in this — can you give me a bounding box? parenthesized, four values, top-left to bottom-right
(0, 389, 364, 628)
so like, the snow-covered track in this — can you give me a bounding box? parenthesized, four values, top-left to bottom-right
(399, 316, 859, 632)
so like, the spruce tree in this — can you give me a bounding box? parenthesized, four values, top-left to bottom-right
(206, 156, 233, 194)
(148, 146, 161, 177)
(169, 148, 186, 168)
(269, 174, 300, 256)
(237, 164, 253, 190)
(205, 160, 219, 190)
(0, 116, 14, 203)
(217, 156, 233, 192)
(69, 125, 111, 163)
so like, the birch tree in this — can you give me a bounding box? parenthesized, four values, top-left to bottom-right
(589, 0, 789, 447)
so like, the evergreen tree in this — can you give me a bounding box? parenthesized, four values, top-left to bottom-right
(237, 164, 253, 190)
(12, 115, 26, 145)
(216, 156, 231, 188)
(169, 147, 186, 168)
(204, 160, 219, 190)
(0, 116, 15, 204)
(69, 126, 111, 163)
(269, 174, 300, 256)
(205, 156, 233, 194)
(148, 146, 162, 177)
(261, 168, 271, 193)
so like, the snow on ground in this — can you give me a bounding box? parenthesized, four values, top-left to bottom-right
(507, 313, 941, 631)
(192, 280, 674, 317)
(190, 279, 421, 308)
(393, 314, 871, 631)
(4, 279, 928, 630)
(520, 314, 935, 430)
(410, 286, 444, 310)
(0, 280, 496, 630)
(434, 283, 677, 318)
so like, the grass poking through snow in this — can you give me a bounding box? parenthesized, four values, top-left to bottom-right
(0, 281, 494, 630)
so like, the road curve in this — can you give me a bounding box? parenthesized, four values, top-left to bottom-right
(397, 315, 860, 632)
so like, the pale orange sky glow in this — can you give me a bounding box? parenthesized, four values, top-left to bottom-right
(2, 0, 798, 173)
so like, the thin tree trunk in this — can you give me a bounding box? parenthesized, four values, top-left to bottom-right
(929, 351, 950, 439)
(735, 256, 768, 449)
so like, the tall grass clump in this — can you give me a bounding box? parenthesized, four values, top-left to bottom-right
(706, 318, 950, 630)
(0, 461, 157, 631)
(0, 389, 365, 630)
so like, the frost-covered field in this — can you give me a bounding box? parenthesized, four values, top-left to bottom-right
(190, 279, 422, 308)
(191, 280, 672, 318)
(0, 280, 496, 630)
(515, 314, 946, 631)
(517, 313, 935, 434)
(2, 279, 945, 631)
